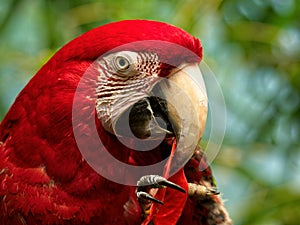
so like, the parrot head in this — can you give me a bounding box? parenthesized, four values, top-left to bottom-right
(70, 20, 209, 176)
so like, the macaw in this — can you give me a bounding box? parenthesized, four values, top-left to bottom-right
(0, 20, 231, 225)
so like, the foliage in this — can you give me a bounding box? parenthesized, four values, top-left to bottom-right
(0, 0, 299, 224)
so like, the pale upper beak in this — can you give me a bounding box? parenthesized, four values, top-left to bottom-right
(158, 63, 208, 170)
(164, 63, 208, 140)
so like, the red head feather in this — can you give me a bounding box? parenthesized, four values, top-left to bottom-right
(56, 20, 202, 62)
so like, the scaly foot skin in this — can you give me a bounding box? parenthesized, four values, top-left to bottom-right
(188, 183, 219, 200)
(136, 175, 185, 213)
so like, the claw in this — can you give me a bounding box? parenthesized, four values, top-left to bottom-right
(137, 175, 185, 193)
(188, 183, 220, 200)
(136, 175, 185, 207)
(136, 191, 164, 205)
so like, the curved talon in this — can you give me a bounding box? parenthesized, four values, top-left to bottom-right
(137, 175, 185, 193)
(136, 175, 185, 206)
(136, 191, 164, 205)
(209, 187, 220, 195)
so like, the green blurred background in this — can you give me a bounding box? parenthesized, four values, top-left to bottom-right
(0, 0, 299, 224)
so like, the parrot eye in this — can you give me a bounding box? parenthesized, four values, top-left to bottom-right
(115, 56, 131, 71)
(105, 51, 138, 77)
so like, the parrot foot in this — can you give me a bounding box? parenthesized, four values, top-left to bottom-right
(188, 183, 219, 200)
(136, 175, 185, 213)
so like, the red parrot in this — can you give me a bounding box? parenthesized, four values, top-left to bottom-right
(0, 20, 232, 225)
